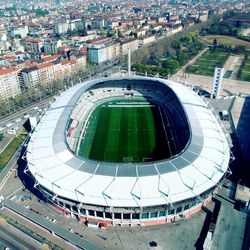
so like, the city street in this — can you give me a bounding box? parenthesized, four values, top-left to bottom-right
(0, 220, 44, 250)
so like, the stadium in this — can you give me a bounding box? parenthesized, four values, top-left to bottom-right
(26, 76, 231, 227)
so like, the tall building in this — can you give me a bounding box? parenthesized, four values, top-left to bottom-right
(0, 68, 21, 100)
(88, 45, 107, 64)
(54, 22, 69, 34)
(24, 38, 44, 53)
(19, 67, 40, 89)
(44, 40, 62, 54)
(211, 67, 224, 99)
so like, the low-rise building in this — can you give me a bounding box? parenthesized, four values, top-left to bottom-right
(199, 12, 209, 22)
(136, 29, 147, 38)
(138, 35, 156, 46)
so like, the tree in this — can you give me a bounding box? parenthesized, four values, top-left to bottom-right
(171, 40, 181, 51)
(14, 34, 21, 39)
(213, 38, 218, 49)
(35, 9, 49, 17)
(177, 52, 189, 66)
(117, 30, 123, 38)
(107, 31, 113, 37)
(162, 59, 179, 74)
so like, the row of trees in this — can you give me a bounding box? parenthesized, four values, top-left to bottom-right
(212, 41, 248, 54)
(132, 32, 204, 76)
(0, 64, 102, 119)
(0, 15, 223, 118)
(200, 10, 249, 38)
(200, 22, 241, 37)
(131, 14, 221, 65)
(130, 15, 223, 76)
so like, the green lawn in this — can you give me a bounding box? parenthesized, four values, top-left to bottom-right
(223, 70, 233, 78)
(0, 135, 25, 169)
(238, 59, 250, 81)
(78, 99, 170, 163)
(201, 35, 250, 48)
(186, 50, 229, 76)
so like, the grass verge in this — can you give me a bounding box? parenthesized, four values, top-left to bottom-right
(0, 134, 25, 169)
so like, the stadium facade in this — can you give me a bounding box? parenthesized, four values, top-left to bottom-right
(26, 76, 231, 227)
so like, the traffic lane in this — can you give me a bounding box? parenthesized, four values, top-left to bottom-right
(0, 233, 19, 250)
(0, 96, 53, 125)
(0, 224, 38, 250)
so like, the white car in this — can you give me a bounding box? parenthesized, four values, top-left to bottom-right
(0, 127, 4, 132)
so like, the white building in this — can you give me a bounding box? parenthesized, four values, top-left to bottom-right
(211, 67, 224, 99)
(26, 77, 230, 227)
(10, 26, 29, 38)
(54, 22, 69, 34)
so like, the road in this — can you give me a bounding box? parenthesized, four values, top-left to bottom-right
(1, 199, 102, 250)
(0, 137, 24, 189)
(0, 223, 44, 250)
(0, 96, 52, 126)
(210, 183, 246, 250)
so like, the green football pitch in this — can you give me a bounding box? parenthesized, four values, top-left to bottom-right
(78, 99, 170, 163)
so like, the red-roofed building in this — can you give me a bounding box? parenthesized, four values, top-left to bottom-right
(57, 46, 70, 55)
(37, 62, 55, 85)
(24, 38, 44, 52)
(40, 54, 61, 64)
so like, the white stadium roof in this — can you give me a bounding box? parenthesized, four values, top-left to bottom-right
(27, 76, 230, 208)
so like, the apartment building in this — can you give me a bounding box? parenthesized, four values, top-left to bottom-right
(106, 43, 120, 61)
(0, 67, 21, 100)
(138, 35, 156, 46)
(88, 45, 107, 64)
(10, 25, 29, 38)
(54, 22, 69, 34)
(120, 39, 139, 55)
(37, 62, 55, 86)
(19, 67, 40, 89)
(24, 38, 44, 53)
(75, 54, 87, 70)
(44, 40, 62, 54)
